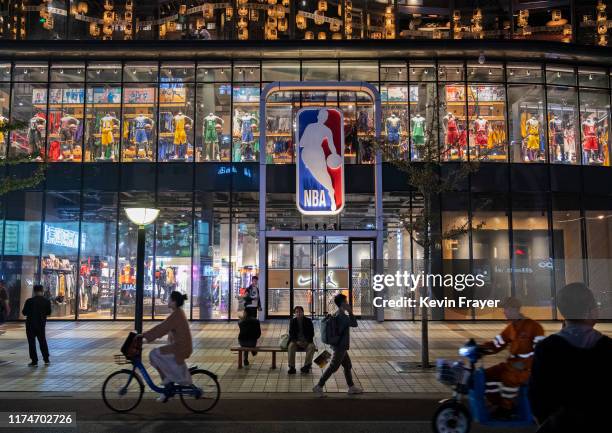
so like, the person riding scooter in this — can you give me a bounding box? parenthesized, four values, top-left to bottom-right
(479, 297, 544, 418)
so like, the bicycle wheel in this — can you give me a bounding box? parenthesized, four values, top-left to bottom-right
(102, 369, 144, 413)
(180, 369, 220, 413)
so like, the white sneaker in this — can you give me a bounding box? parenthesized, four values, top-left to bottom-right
(156, 394, 169, 403)
(312, 384, 325, 397)
(347, 385, 363, 395)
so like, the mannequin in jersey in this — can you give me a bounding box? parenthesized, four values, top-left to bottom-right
(100, 113, 119, 160)
(525, 114, 540, 162)
(473, 115, 489, 157)
(411, 113, 426, 159)
(59, 115, 80, 160)
(132, 113, 154, 160)
(549, 114, 565, 162)
(172, 111, 193, 160)
(27, 113, 46, 160)
(203, 112, 224, 161)
(385, 113, 402, 144)
(581, 115, 599, 163)
(443, 112, 460, 158)
(239, 113, 257, 161)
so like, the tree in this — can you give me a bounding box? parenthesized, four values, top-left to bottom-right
(377, 105, 489, 368)
(0, 120, 46, 196)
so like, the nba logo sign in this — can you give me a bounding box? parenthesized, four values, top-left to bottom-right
(296, 107, 345, 215)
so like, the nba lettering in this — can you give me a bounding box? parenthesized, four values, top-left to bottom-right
(296, 108, 345, 215)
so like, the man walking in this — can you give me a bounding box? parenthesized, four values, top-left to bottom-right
(0, 280, 10, 324)
(22, 285, 51, 366)
(313, 293, 362, 396)
(242, 276, 261, 318)
(287, 306, 316, 374)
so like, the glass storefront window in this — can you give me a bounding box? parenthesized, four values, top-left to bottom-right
(158, 82, 195, 162)
(409, 63, 435, 82)
(380, 62, 407, 81)
(579, 88, 610, 166)
(546, 65, 576, 86)
(267, 240, 291, 317)
(123, 62, 159, 83)
(410, 82, 437, 161)
(160, 62, 195, 83)
(340, 61, 378, 82)
(507, 63, 543, 84)
(578, 68, 608, 89)
(382, 83, 408, 160)
(233, 62, 260, 83)
(467, 63, 504, 82)
(49, 63, 84, 83)
(232, 85, 260, 161)
(2, 191, 43, 320)
(12, 62, 48, 83)
(85, 83, 121, 162)
(116, 192, 155, 320)
(154, 193, 193, 319)
(197, 82, 232, 162)
(0, 62, 11, 81)
(230, 192, 259, 319)
(262, 61, 300, 82)
(10, 81, 47, 160)
(193, 192, 230, 320)
(302, 61, 339, 81)
(552, 195, 584, 299)
(46, 82, 85, 162)
(341, 91, 375, 164)
(585, 209, 612, 320)
(547, 85, 579, 164)
(196, 62, 231, 83)
(41, 192, 80, 319)
(468, 84, 507, 161)
(438, 62, 465, 82)
(508, 84, 546, 163)
(440, 82, 467, 161)
(79, 192, 117, 319)
(265, 90, 297, 164)
(511, 195, 553, 320)
(121, 83, 158, 161)
(87, 62, 122, 83)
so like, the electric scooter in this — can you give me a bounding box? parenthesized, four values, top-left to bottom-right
(432, 339, 535, 433)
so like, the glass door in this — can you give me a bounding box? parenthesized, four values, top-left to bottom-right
(267, 239, 292, 316)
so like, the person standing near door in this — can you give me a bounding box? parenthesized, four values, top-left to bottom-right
(22, 285, 51, 366)
(242, 276, 261, 318)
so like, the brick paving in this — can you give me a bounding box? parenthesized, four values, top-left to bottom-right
(1, 320, 610, 396)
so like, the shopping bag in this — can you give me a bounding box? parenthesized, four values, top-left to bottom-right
(279, 333, 289, 350)
(313, 349, 332, 369)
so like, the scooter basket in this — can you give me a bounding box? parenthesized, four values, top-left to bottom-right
(436, 359, 464, 387)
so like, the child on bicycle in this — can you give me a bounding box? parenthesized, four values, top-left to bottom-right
(141, 291, 193, 402)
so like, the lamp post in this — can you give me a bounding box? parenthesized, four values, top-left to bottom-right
(124, 208, 159, 334)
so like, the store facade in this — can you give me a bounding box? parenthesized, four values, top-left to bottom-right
(1, 41, 611, 322)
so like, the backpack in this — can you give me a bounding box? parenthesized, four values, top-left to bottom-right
(320, 314, 342, 346)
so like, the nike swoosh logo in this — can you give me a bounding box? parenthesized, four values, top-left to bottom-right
(297, 275, 311, 286)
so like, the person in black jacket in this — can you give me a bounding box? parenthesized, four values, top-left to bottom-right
(287, 306, 316, 374)
(238, 310, 261, 366)
(529, 283, 612, 433)
(22, 285, 52, 366)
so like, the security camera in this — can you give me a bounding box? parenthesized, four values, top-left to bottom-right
(478, 52, 486, 65)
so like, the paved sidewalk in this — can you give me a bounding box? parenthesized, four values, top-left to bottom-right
(1, 320, 610, 396)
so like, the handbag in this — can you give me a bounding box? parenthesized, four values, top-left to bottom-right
(313, 349, 332, 368)
(120, 331, 142, 360)
(279, 333, 289, 350)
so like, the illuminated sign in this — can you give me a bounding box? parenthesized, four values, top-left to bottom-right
(43, 224, 84, 250)
(296, 107, 345, 215)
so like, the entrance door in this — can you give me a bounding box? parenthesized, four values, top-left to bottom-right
(266, 236, 374, 317)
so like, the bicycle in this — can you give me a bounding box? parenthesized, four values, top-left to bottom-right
(102, 351, 221, 414)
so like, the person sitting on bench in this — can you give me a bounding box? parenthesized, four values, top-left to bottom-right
(238, 310, 261, 366)
(287, 305, 316, 374)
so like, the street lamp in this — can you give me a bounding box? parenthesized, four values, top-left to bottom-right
(124, 208, 159, 333)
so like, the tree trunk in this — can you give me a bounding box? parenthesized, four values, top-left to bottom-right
(420, 193, 432, 368)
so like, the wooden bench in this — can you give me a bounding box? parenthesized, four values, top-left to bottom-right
(230, 345, 317, 369)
